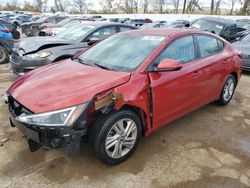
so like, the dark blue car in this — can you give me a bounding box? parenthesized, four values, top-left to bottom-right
(0, 24, 14, 64)
(10, 15, 31, 27)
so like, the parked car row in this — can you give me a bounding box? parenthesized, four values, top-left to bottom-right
(21, 15, 68, 37)
(11, 22, 137, 75)
(0, 24, 14, 64)
(4, 28, 243, 165)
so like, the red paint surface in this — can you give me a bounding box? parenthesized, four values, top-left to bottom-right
(8, 29, 242, 135)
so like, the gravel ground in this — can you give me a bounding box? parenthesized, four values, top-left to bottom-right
(0, 63, 249, 188)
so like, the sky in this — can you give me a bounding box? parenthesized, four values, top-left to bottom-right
(0, 0, 242, 10)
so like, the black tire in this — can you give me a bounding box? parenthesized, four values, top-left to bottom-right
(89, 109, 141, 165)
(0, 45, 8, 64)
(14, 22, 20, 28)
(12, 30, 20, 40)
(216, 74, 236, 105)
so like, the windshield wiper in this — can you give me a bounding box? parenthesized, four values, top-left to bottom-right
(94, 63, 111, 70)
(72, 57, 90, 66)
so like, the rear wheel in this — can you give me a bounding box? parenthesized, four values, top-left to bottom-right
(0, 45, 8, 64)
(216, 74, 236, 105)
(89, 109, 141, 165)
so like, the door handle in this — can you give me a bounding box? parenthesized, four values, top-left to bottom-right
(191, 70, 201, 76)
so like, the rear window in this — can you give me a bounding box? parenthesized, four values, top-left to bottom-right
(196, 35, 224, 57)
(191, 19, 224, 35)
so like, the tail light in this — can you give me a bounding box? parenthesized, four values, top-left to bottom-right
(1, 28, 10, 33)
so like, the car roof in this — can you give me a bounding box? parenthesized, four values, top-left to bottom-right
(198, 17, 236, 25)
(78, 21, 135, 28)
(122, 28, 211, 37)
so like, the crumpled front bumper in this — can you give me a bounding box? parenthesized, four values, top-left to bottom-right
(6, 93, 88, 153)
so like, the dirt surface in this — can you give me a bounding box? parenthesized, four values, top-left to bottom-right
(0, 64, 249, 188)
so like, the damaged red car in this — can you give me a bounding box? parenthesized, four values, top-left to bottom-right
(4, 29, 242, 165)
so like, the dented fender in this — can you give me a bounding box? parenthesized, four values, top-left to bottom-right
(94, 72, 152, 136)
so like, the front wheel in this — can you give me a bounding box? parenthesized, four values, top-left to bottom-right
(89, 109, 141, 165)
(216, 74, 236, 105)
(0, 45, 8, 64)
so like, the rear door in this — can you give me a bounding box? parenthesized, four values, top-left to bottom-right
(194, 34, 228, 100)
(148, 35, 204, 128)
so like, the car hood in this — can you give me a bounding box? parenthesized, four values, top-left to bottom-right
(19, 36, 72, 54)
(21, 21, 39, 26)
(41, 23, 60, 28)
(53, 27, 65, 35)
(8, 59, 130, 113)
(233, 41, 250, 54)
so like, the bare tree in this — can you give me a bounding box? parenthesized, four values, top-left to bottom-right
(42, 0, 49, 12)
(183, 0, 187, 13)
(171, 0, 180, 13)
(149, 0, 165, 13)
(229, 0, 236, 15)
(3, 0, 20, 11)
(186, 0, 202, 13)
(210, 0, 214, 14)
(142, 0, 149, 13)
(241, 0, 250, 14)
(99, 0, 115, 13)
(54, 0, 69, 12)
(117, 0, 139, 14)
(72, 0, 90, 14)
(214, 0, 223, 15)
(35, 0, 43, 12)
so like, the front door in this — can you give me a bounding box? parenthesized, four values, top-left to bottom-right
(148, 35, 204, 128)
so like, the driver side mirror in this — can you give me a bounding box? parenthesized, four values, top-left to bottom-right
(87, 37, 99, 46)
(157, 59, 183, 71)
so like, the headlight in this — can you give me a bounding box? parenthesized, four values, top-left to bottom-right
(16, 103, 88, 126)
(25, 51, 52, 59)
(3, 92, 9, 103)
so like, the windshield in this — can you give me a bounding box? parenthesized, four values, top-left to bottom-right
(58, 18, 70, 25)
(78, 34, 166, 72)
(62, 21, 79, 28)
(56, 24, 94, 40)
(241, 33, 250, 42)
(191, 19, 224, 35)
(36, 17, 47, 22)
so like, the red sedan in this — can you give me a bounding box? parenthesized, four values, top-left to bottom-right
(5, 29, 242, 165)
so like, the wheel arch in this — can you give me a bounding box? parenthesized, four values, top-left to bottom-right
(230, 71, 238, 85)
(117, 105, 148, 137)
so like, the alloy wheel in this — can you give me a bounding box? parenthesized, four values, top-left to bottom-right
(223, 78, 235, 102)
(0, 48, 6, 62)
(105, 118, 138, 159)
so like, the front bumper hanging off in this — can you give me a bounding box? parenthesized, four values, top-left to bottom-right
(6, 93, 88, 153)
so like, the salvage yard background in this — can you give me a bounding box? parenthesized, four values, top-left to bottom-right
(0, 10, 250, 187)
(0, 45, 250, 187)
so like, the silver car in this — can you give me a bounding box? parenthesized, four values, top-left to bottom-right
(233, 33, 250, 71)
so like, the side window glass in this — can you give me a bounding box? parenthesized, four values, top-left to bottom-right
(217, 39, 224, 51)
(158, 36, 195, 64)
(120, 26, 133, 32)
(89, 26, 116, 40)
(47, 17, 54, 23)
(197, 35, 219, 57)
(229, 26, 237, 35)
(69, 20, 80, 25)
